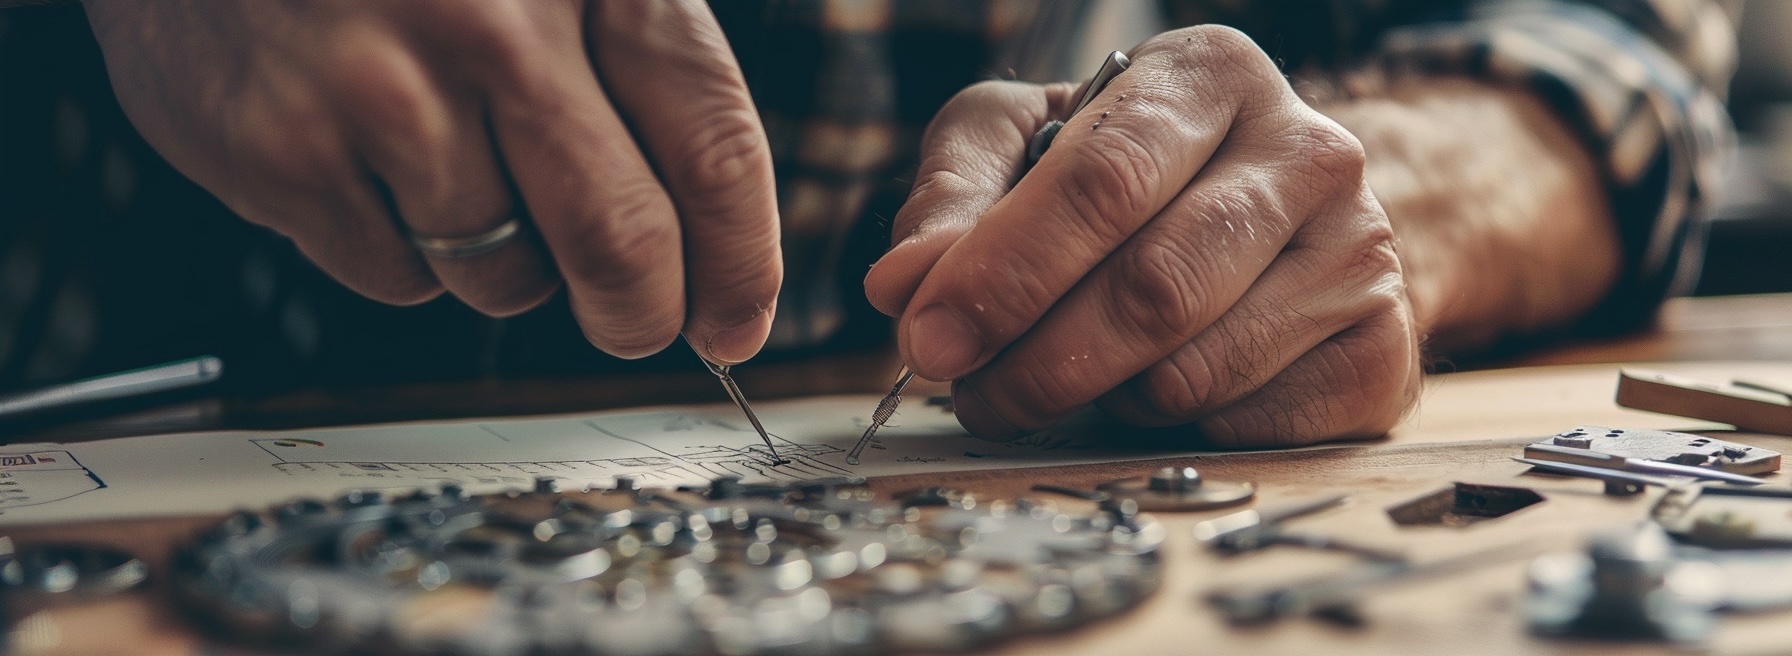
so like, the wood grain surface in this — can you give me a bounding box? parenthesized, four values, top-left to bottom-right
(5, 294, 1792, 655)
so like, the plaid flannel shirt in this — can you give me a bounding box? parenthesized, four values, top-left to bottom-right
(729, 0, 1739, 349)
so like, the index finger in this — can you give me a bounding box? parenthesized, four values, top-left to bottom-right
(587, 0, 781, 364)
(862, 80, 1076, 319)
(897, 26, 1286, 381)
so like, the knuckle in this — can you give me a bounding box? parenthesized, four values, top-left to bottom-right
(1197, 179, 1293, 238)
(897, 169, 980, 239)
(1197, 25, 1274, 72)
(557, 186, 680, 290)
(1139, 356, 1213, 421)
(329, 55, 433, 130)
(692, 265, 779, 326)
(667, 109, 769, 206)
(226, 99, 344, 189)
(1151, 25, 1278, 89)
(1113, 237, 1204, 342)
(1211, 311, 1281, 392)
(1336, 230, 1404, 288)
(1282, 118, 1367, 191)
(907, 168, 977, 206)
(1061, 126, 1162, 239)
(1001, 364, 1083, 427)
(972, 248, 1067, 336)
(437, 3, 537, 75)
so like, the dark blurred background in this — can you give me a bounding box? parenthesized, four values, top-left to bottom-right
(1697, 1, 1792, 297)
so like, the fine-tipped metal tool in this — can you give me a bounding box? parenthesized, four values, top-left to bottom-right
(847, 366, 914, 465)
(1526, 443, 1765, 486)
(855, 52, 1132, 463)
(689, 339, 786, 465)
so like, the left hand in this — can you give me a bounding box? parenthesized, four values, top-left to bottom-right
(863, 26, 1421, 447)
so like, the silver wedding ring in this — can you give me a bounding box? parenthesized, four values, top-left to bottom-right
(410, 218, 522, 258)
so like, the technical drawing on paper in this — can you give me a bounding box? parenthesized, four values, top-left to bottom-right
(583, 412, 856, 482)
(0, 450, 105, 514)
(0, 395, 1208, 526)
(250, 410, 859, 490)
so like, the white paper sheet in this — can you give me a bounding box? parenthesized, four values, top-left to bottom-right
(0, 395, 1164, 525)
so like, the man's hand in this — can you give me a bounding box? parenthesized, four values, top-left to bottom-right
(84, 0, 781, 363)
(864, 26, 1422, 447)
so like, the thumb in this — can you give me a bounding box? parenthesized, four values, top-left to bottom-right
(863, 80, 1076, 317)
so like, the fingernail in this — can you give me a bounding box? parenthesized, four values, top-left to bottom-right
(707, 311, 773, 364)
(908, 303, 983, 379)
(953, 382, 1026, 441)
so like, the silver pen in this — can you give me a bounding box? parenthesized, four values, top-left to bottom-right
(850, 51, 1133, 464)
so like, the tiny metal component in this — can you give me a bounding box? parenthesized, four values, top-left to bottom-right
(1192, 495, 1403, 562)
(688, 338, 786, 465)
(893, 487, 974, 509)
(0, 540, 148, 598)
(1208, 542, 1532, 625)
(1654, 484, 1792, 547)
(1552, 434, 1594, 448)
(176, 478, 1162, 655)
(1197, 494, 1340, 552)
(1527, 523, 1719, 643)
(847, 367, 916, 465)
(1095, 467, 1255, 512)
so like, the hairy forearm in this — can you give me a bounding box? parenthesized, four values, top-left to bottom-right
(1318, 78, 1621, 354)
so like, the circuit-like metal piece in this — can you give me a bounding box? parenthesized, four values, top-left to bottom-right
(175, 478, 1163, 655)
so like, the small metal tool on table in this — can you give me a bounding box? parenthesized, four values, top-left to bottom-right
(850, 51, 1131, 463)
(687, 338, 786, 465)
(1193, 494, 1403, 561)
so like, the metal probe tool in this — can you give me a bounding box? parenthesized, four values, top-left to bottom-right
(846, 366, 915, 465)
(689, 338, 787, 465)
(850, 51, 1131, 464)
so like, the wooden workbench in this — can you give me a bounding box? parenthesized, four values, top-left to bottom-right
(7, 294, 1792, 655)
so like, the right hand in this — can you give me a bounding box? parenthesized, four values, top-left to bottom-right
(84, 0, 782, 362)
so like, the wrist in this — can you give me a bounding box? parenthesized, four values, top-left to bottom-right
(1317, 78, 1620, 354)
